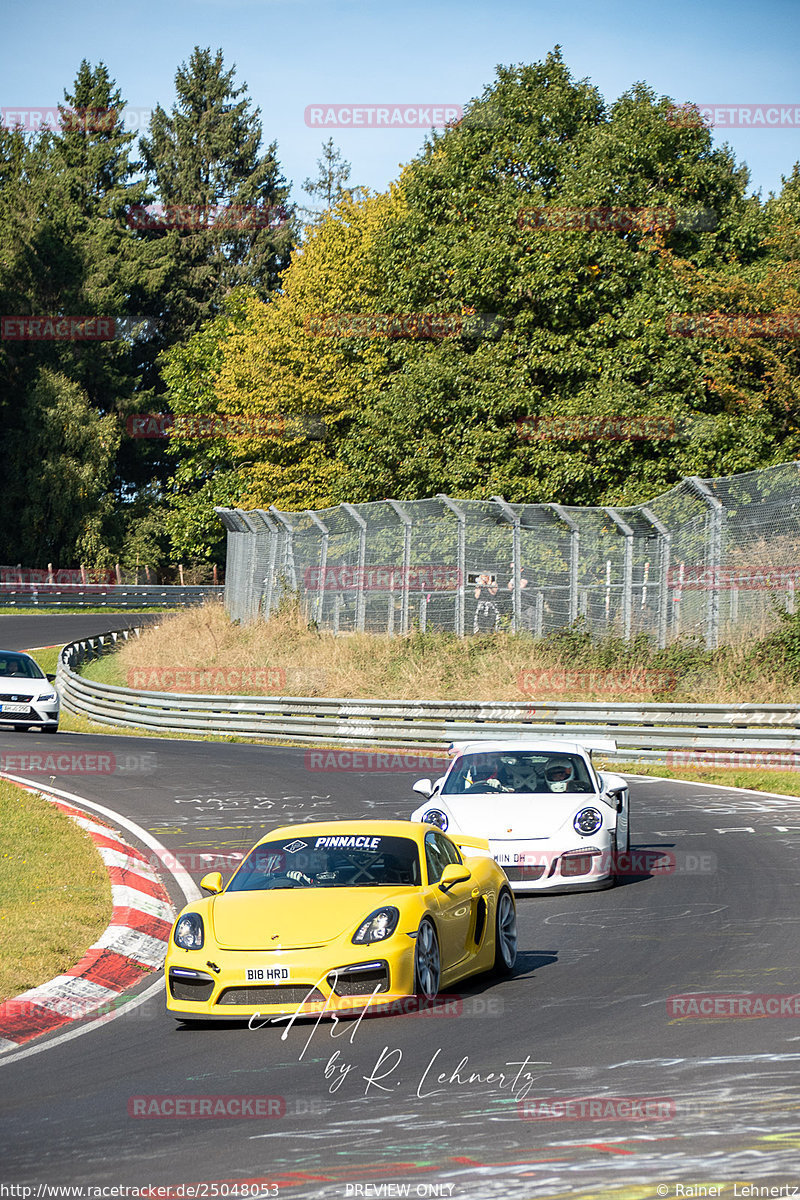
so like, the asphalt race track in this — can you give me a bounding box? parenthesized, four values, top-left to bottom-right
(0, 612, 161, 651)
(2, 616, 800, 1197)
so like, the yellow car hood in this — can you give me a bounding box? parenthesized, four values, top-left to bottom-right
(209, 888, 399, 951)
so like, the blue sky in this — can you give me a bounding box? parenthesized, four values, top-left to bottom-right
(2, 0, 799, 204)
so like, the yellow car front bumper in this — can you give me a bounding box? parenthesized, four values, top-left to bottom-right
(165, 938, 419, 1021)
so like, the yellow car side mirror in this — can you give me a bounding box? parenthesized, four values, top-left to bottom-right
(200, 871, 223, 894)
(438, 863, 472, 892)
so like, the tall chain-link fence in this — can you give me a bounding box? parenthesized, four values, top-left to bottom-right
(215, 462, 800, 647)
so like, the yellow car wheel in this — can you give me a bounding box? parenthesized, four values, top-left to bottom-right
(493, 889, 517, 975)
(414, 918, 441, 999)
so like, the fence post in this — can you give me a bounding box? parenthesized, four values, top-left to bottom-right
(268, 508, 297, 602)
(549, 504, 580, 625)
(492, 496, 521, 632)
(437, 495, 466, 637)
(386, 499, 412, 635)
(306, 511, 330, 625)
(641, 507, 672, 649)
(252, 509, 279, 620)
(214, 507, 251, 621)
(603, 507, 634, 639)
(687, 477, 723, 650)
(235, 513, 263, 622)
(341, 503, 367, 632)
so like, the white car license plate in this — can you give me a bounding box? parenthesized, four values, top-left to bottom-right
(1, 703, 30, 714)
(246, 967, 290, 982)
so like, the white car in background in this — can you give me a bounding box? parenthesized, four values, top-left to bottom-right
(0, 651, 60, 733)
(410, 738, 629, 893)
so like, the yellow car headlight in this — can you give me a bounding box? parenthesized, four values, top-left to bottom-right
(352, 906, 400, 945)
(173, 912, 204, 950)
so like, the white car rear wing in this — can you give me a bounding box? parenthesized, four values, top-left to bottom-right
(447, 737, 618, 758)
(584, 739, 618, 756)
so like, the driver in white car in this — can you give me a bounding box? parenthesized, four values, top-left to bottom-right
(544, 759, 577, 792)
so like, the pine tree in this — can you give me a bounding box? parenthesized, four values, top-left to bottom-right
(0, 62, 161, 563)
(138, 47, 294, 339)
(301, 139, 358, 226)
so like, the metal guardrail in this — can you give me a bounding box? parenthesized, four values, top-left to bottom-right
(1, 585, 223, 608)
(56, 630, 800, 765)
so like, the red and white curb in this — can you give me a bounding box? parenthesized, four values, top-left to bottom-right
(0, 790, 176, 1052)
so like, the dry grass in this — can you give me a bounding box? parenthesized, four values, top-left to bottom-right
(79, 597, 800, 704)
(0, 780, 112, 1001)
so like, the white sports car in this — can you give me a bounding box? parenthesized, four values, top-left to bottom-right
(410, 738, 630, 893)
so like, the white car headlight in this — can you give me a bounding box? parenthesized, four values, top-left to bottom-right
(37, 693, 58, 704)
(574, 808, 603, 835)
(422, 808, 449, 832)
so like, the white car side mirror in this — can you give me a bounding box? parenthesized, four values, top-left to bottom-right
(413, 778, 434, 799)
(606, 787, 625, 812)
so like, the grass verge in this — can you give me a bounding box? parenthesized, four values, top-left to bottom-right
(602, 761, 800, 797)
(0, 778, 112, 1001)
(79, 596, 800, 704)
(28, 646, 60, 676)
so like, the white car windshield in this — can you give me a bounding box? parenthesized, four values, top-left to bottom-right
(441, 751, 596, 795)
(0, 653, 45, 680)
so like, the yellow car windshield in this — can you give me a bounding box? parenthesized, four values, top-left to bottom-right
(227, 834, 421, 891)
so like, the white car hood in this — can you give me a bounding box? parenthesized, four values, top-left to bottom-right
(439, 792, 604, 839)
(0, 677, 51, 697)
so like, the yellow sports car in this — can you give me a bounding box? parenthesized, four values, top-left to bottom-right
(165, 819, 517, 1022)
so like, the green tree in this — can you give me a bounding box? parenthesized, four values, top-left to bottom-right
(336, 54, 767, 505)
(158, 188, 402, 527)
(139, 47, 294, 340)
(0, 62, 163, 562)
(11, 368, 120, 567)
(662, 162, 800, 474)
(301, 139, 357, 226)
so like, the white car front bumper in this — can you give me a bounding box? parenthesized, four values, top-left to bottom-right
(490, 838, 616, 893)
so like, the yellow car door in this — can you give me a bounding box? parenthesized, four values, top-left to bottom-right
(424, 830, 478, 972)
